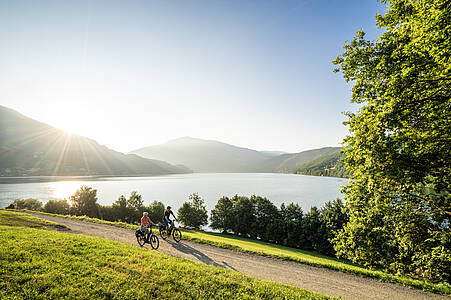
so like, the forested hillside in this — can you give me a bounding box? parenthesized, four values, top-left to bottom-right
(295, 152, 349, 178)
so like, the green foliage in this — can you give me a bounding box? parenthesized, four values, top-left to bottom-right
(126, 191, 144, 223)
(8, 198, 43, 211)
(279, 203, 306, 248)
(304, 207, 327, 252)
(0, 224, 328, 299)
(144, 200, 165, 224)
(104, 192, 145, 224)
(210, 196, 236, 232)
(210, 196, 348, 256)
(234, 196, 257, 237)
(177, 193, 208, 229)
(43, 199, 70, 215)
(319, 199, 349, 255)
(110, 195, 128, 222)
(332, 0, 450, 283)
(69, 185, 99, 218)
(252, 195, 281, 241)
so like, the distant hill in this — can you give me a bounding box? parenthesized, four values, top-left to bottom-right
(0, 105, 190, 176)
(131, 138, 346, 177)
(130, 137, 269, 173)
(295, 151, 349, 178)
(251, 147, 343, 174)
(259, 151, 286, 157)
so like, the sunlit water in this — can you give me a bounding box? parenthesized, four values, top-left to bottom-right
(0, 173, 347, 212)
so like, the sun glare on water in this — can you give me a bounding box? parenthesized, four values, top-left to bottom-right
(50, 181, 84, 200)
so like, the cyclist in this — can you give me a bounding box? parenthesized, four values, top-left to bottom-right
(163, 206, 177, 235)
(141, 212, 156, 236)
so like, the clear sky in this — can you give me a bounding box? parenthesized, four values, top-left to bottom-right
(0, 0, 384, 153)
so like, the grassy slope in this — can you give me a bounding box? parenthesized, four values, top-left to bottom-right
(0, 210, 68, 229)
(0, 211, 329, 300)
(14, 210, 451, 295)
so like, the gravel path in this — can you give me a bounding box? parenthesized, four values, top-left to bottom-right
(31, 213, 447, 300)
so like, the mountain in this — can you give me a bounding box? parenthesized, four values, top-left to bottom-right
(259, 151, 286, 157)
(0, 105, 190, 176)
(130, 137, 345, 176)
(130, 137, 270, 173)
(252, 147, 343, 173)
(295, 151, 349, 178)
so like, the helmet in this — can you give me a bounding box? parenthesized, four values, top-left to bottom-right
(143, 212, 148, 216)
(167, 206, 171, 210)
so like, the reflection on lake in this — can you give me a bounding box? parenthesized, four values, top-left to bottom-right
(0, 173, 347, 212)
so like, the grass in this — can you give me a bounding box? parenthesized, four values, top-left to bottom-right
(0, 211, 330, 299)
(11, 209, 451, 295)
(10, 209, 137, 229)
(0, 210, 68, 229)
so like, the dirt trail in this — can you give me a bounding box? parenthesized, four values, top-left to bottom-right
(31, 213, 447, 300)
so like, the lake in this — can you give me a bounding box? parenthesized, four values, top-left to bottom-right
(0, 173, 347, 212)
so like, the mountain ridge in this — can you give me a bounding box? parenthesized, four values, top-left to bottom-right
(130, 137, 345, 176)
(130, 137, 269, 173)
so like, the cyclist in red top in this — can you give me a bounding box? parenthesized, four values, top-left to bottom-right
(140, 212, 156, 234)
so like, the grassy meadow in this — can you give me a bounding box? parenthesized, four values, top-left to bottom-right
(0, 210, 330, 299)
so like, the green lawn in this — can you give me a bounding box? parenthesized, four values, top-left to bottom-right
(11, 210, 451, 295)
(0, 211, 330, 299)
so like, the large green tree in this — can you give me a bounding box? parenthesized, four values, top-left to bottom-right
(332, 0, 450, 282)
(70, 186, 99, 218)
(251, 195, 280, 241)
(210, 196, 236, 233)
(178, 193, 208, 229)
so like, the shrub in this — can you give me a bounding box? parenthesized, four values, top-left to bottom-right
(10, 198, 43, 211)
(43, 199, 70, 215)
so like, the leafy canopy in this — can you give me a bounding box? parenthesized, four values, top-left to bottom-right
(332, 0, 450, 282)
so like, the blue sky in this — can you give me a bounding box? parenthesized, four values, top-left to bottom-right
(0, 0, 384, 153)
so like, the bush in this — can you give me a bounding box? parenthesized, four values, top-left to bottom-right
(178, 193, 208, 229)
(10, 198, 43, 211)
(43, 199, 70, 215)
(98, 205, 115, 221)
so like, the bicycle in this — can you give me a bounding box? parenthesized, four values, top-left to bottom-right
(136, 225, 159, 249)
(159, 221, 182, 242)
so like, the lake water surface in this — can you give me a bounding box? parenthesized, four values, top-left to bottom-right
(0, 173, 347, 212)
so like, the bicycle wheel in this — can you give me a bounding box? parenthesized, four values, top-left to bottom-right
(136, 232, 146, 247)
(172, 228, 182, 242)
(149, 234, 159, 250)
(159, 226, 168, 240)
